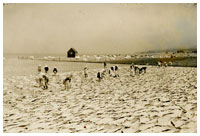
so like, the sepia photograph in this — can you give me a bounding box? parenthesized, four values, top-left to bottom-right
(3, 2, 197, 133)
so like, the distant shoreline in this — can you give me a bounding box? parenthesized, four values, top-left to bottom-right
(17, 56, 197, 67)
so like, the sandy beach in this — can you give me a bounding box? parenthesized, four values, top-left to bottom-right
(3, 65, 197, 133)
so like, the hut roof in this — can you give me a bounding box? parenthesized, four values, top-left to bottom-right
(68, 48, 78, 53)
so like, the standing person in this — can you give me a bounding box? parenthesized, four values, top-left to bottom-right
(84, 66, 88, 78)
(109, 66, 115, 77)
(38, 65, 42, 73)
(130, 65, 134, 76)
(37, 65, 44, 88)
(98, 69, 106, 80)
(104, 62, 108, 75)
(104, 62, 107, 69)
(63, 74, 72, 90)
(158, 61, 162, 67)
(44, 65, 49, 74)
(114, 65, 119, 77)
(97, 71, 102, 82)
(43, 65, 49, 89)
(43, 75, 49, 89)
(134, 65, 140, 75)
(53, 67, 58, 76)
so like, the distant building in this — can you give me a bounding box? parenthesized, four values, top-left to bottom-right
(67, 48, 78, 58)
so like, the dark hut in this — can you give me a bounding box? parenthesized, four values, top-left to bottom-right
(67, 48, 78, 58)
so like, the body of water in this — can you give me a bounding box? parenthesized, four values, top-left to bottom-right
(3, 54, 105, 78)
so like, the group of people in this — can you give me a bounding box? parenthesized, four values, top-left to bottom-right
(36, 62, 148, 90)
(96, 63, 121, 81)
(36, 65, 73, 90)
(157, 61, 173, 67)
(82, 63, 119, 82)
(97, 63, 119, 81)
(36, 65, 56, 89)
(35, 60, 174, 91)
(129, 63, 147, 76)
(95, 62, 148, 81)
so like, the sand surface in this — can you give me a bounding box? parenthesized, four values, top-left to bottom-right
(3, 66, 197, 133)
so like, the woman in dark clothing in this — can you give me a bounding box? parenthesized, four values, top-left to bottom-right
(44, 65, 49, 73)
(53, 67, 58, 75)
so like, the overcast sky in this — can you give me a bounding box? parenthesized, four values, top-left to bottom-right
(3, 3, 197, 55)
